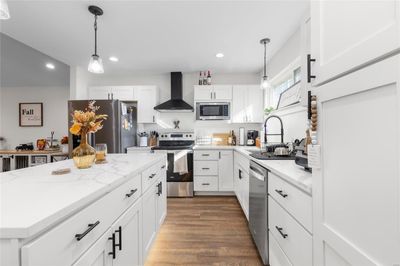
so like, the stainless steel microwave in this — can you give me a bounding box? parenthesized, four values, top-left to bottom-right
(196, 102, 230, 120)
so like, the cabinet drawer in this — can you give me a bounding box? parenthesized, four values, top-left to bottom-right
(268, 172, 312, 232)
(269, 231, 293, 266)
(142, 159, 166, 193)
(194, 150, 219, 160)
(21, 174, 142, 266)
(194, 176, 219, 191)
(194, 161, 218, 176)
(269, 197, 312, 266)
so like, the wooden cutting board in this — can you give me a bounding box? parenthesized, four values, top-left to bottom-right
(212, 133, 230, 146)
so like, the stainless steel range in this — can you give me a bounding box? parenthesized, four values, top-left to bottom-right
(152, 132, 194, 197)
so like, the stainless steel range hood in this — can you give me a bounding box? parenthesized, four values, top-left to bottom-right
(154, 72, 194, 112)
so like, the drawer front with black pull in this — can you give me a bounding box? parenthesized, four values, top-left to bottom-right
(142, 159, 165, 193)
(268, 172, 312, 232)
(21, 174, 142, 266)
(194, 161, 218, 176)
(268, 196, 312, 266)
(194, 176, 218, 191)
(194, 150, 219, 161)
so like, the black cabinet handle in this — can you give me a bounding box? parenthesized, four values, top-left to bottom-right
(156, 182, 162, 196)
(126, 188, 138, 198)
(161, 165, 166, 169)
(149, 173, 156, 179)
(275, 226, 288, 239)
(202, 167, 210, 170)
(108, 233, 116, 259)
(201, 154, 210, 156)
(75, 221, 100, 241)
(202, 183, 210, 186)
(239, 169, 242, 179)
(115, 226, 122, 251)
(275, 189, 288, 198)
(307, 54, 316, 83)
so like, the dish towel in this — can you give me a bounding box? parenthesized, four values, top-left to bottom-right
(173, 150, 188, 174)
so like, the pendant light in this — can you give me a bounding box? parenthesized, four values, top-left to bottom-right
(260, 38, 271, 89)
(88, 6, 104, 74)
(0, 0, 10, 20)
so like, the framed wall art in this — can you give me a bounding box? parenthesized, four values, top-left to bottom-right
(277, 81, 301, 109)
(19, 103, 43, 127)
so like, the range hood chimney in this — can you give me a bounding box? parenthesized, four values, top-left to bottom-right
(154, 72, 194, 112)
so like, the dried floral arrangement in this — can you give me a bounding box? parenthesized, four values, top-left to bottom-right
(69, 101, 108, 136)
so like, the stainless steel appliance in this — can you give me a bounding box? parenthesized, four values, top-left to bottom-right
(247, 130, 259, 146)
(68, 100, 137, 154)
(249, 160, 269, 265)
(196, 102, 230, 120)
(295, 138, 312, 172)
(152, 132, 194, 197)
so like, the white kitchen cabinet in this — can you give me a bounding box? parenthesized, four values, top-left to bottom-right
(233, 151, 249, 220)
(232, 85, 263, 123)
(134, 86, 158, 123)
(312, 55, 400, 266)
(194, 85, 232, 101)
(72, 228, 113, 266)
(218, 150, 234, 191)
(112, 199, 142, 266)
(141, 183, 158, 260)
(88, 86, 135, 100)
(156, 173, 167, 228)
(310, 0, 400, 85)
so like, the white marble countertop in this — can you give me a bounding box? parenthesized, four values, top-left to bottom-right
(0, 153, 165, 239)
(193, 145, 312, 195)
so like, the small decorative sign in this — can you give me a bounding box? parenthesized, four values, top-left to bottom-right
(19, 103, 43, 127)
(307, 144, 321, 169)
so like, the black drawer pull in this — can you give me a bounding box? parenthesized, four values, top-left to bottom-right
(201, 154, 210, 156)
(202, 183, 210, 186)
(202, 167, 210, 170)
(239, 169, 242, 179)
(108, 233, 116, 259)
(307, 54, 316, 83)
(75, 221, 100, 241)
(161, 165, 166, 169)
(275, 189, 288, 198)
(275, 226, 288, 239)
(115, 226, 122, 251)
(156, 182, 162, 196)
(126, 188, 138, 198)
(149, 173, 156, 179)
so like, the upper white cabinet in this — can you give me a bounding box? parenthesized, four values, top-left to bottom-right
(310, 0, 400, 85)
(194, 85, 232, 101)
(232, 85, 264, 123)
(312, 55, 400, 266)
(133, 86, 158, 124)
(218, 150, 234, 191)
(89, 86, 135, 101)
(88, 86, 158, 123)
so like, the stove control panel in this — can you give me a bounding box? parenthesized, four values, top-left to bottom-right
(159, 132, 195, 141)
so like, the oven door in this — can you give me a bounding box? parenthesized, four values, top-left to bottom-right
(166, 150, 194, 197)
(196, 102, 230, 120)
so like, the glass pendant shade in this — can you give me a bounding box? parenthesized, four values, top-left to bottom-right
(261, 76, 270, 90)
(0, 0, 10, 20)
(88, 55, 104, 74)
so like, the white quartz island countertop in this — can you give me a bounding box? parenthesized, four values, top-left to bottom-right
(0, 153, 165, 239)
(193, 145, 312, 195)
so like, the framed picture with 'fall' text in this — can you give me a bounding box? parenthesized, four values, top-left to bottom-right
(19, 103, 43, 127)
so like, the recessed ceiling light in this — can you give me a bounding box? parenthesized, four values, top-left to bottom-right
(109, 56, 119, 62)
(45, 63, 55, 70)
(216, 53, 224, 58)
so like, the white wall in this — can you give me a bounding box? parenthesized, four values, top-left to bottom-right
(0, 86, 69, 149)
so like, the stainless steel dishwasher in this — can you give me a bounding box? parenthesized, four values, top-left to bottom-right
(249, 160, 269, 265)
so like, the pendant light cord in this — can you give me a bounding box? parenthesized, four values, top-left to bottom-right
(263, 42, 267, 77)
(94, 15, 98, 56)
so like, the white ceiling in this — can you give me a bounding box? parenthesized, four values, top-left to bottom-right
(0, 0, 309, 75)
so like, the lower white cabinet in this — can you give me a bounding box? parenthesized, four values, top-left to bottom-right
(233, 151, 250, 220)
(269, 232, 293, 266)
(193, 150, 233, 192)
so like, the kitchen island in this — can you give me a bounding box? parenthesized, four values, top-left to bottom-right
(0, 153, 167, 266)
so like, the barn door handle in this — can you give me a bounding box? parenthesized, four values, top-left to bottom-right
(307, 54, 316, 83)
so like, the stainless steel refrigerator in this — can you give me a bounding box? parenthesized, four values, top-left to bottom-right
(68, 100, 137, 154)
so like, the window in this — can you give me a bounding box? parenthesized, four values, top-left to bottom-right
(270, 66, 301, 108)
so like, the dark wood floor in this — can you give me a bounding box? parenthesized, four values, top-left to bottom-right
(145, 196, 263, 266)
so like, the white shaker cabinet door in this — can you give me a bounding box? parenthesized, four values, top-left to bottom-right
(310, 0, 400, 85)
(194, 85, 213, 101)
(218, 150, 234, 191)
(134, 86, 158, 123)
(213, 85, 232, 101)
(232, 86, 247, 123)
(312, 55, 400, 266)
(111, 86, 135, 101)
(72, 229, 113, 266)
(141, 183, 158, 261)
(246, 85, 264, 123)
(156, 174, 167, 228)
(89, 87, 112, 100)
(112, 199, 143, 266)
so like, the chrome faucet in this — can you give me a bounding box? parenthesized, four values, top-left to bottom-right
(264, 115, 284, 144)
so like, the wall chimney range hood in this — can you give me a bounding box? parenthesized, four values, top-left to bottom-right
(154, 72, 194, 112)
